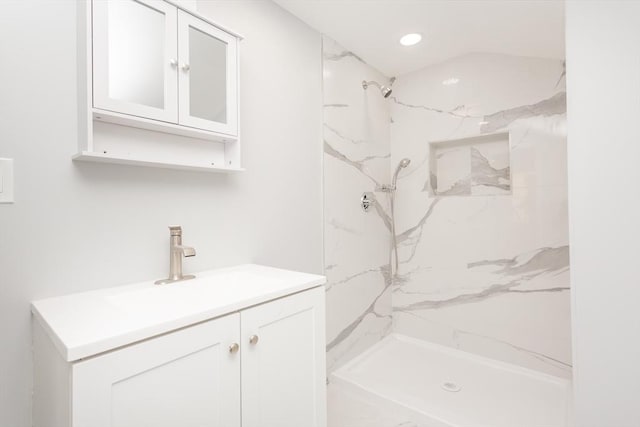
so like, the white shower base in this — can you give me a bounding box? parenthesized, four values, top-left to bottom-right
(330, 334, 571, 427)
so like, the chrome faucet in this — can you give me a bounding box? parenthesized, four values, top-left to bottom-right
(155, 226, 196, 285)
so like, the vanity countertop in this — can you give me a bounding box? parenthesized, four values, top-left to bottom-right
(31, 264, 326, 362)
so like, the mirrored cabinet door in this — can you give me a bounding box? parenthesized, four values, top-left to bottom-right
(177, 11, 238, 136)
(92, 0, 178, 122)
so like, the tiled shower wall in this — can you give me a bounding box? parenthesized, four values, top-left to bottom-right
(323, 44, 571, 377)
(390, 53, 571, 378)
(322, 36, 392, 371)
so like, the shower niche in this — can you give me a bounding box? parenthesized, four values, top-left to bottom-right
(428, 132, 511, 197)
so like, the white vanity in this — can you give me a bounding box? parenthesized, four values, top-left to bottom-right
(32, 265, 327, 427)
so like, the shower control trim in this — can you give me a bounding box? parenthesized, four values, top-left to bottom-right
(361, 192, 376, 212)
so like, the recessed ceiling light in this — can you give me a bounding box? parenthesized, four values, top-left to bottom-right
(400, 33, 422, 46)
(442, 78, 460, 86)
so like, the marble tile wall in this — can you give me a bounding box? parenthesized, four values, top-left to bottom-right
(322, 36, 393, 372)
(390, 53, 571, 377)
(429, 132, 511, 196)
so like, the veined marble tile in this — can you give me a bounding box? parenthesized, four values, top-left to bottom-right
(480, 92, 566, 134)
(391, 54, 566, 193)
(433, 145, 471, 195)
(324, 46, 569, 379)
(390, 53, 570, 377)
(470, 141, 511, 195)
(393, 291, 572, 378)
(326, 264, 392, 370)
(428, 134, 511, 197)
(394, 245, 569, 308)
(323, 35, 393, 371)
(392, 53, 566, 120)
(323, 37, 390, 182)
(508, 116, 567, 189)
(393, 189, 568, 273)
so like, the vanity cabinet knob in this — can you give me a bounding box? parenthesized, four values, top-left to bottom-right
(228, 342, 239, 354)
(170, 59, 178, 67)
(181, 63, 190, 72)
(249, 335, 259, 345)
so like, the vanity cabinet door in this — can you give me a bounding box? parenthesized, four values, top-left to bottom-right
(71, 313, 241, 427)
(92, 0, 179, 122)
(241, 287, 327, 427)
(177, 10, 238, 136)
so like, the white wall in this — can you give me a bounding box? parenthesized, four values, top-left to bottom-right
(0, 1, 322, 426)
(566, 1, 640, 425)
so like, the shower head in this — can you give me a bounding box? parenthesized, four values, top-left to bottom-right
(362, 80, 393, 98)
(391, 158, 411, 187)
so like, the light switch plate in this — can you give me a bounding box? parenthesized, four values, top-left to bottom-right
(0, 158, 14, 204)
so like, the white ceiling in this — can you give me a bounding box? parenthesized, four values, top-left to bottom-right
(273, 0, 565, 76)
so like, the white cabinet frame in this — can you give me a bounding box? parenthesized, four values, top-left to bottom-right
(178, 10, 238, 136)
(72, 313, 241, 427)
(75, 0, 244, 173)
(241, 287, 327, 427)
(92, 0, 179, 123)
(33, 286, 326, 427)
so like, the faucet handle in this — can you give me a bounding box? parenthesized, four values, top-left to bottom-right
(169, 226, 182, 236)
(182, 246, 196, 257)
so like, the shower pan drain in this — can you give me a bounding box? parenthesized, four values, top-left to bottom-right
(441, 381, 462, 393)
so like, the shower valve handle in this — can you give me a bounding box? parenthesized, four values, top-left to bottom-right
(361, 192, 376, 212)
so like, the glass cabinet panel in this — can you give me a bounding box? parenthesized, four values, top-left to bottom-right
(107, 0, 165, 109)
(178, 11, 238, 136)
(189, 27, 227, 124)
(91, 1, 238, 138)
(92, 0, 178, 122)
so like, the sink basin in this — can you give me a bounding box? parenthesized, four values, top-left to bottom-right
(31, 264, 325, 361)
(107, 270, 287, 318)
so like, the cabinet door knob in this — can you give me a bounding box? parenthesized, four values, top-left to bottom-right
(228, 342, 239, 354)
(249, 335, 259, 345)
(181, 63, 190, 72)
(170, 59, 178, 67)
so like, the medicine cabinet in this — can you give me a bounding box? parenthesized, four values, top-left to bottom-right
(75, 0, 243, 172)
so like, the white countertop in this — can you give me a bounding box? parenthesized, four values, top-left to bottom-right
(31, 264, 326, 362)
